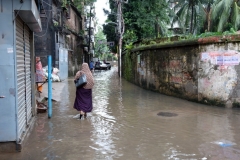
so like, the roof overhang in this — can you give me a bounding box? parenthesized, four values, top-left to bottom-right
(14, 0, 42, 32)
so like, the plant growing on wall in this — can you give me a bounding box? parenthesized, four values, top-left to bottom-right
(123, 30, 138, 47)
(61, 0, 69, 7)
(78, 30, 85, 36)
(53, 21, 59, 27)
(123, 51, 133, 81)
(71, 0, 96, 11)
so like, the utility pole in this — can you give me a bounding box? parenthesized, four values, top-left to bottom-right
(117, 0, 126, 78)
(117, 1, 121, 77)
(117, 0, 128, 77)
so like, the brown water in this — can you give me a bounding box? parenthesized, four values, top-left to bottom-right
(1, 67, 240, 160)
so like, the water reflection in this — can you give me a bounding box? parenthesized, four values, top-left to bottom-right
(89, 67, 240, 160)
(1, 67, 240, 160)
(90, 69, 121, 159)
(197, 110, 240, 160)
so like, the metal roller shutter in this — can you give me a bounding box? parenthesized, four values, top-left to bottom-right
(16, 17, 26, 138)
(24, 25, 32, 124)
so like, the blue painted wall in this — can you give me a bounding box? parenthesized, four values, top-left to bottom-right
(0, 0, 17, 141)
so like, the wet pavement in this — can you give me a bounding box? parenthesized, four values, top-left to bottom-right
(1, 66, 240, 160)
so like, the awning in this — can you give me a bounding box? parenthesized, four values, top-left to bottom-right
(14, 0, 42, 32)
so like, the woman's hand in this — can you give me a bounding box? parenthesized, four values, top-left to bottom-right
(75, 71, 81, 80)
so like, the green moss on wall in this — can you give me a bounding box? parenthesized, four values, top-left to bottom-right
(200, 98, 225, 107)
(232, 101, 240, 108)
(123, 51, 133, 81)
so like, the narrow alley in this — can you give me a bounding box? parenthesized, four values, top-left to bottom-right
(1, 67, 240, 160)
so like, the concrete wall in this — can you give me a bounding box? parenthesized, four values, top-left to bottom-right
(123, 35, 240, 108)
(0, 0, 17, 141)
(0, 0, 39, 151)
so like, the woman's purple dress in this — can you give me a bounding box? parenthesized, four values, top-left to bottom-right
(73, 87, 92, 112)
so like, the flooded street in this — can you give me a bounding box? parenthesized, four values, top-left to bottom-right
(1, 66, 240, 160)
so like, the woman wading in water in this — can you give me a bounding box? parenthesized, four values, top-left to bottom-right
(74, 63, 94, 119)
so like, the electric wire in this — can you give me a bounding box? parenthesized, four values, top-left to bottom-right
(13, 2, 24, 22)
(34, 0, 51, 37)
(42, 0, 52, 7)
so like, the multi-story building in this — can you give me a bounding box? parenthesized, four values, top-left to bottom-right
(0, 0, 86, 151)
(35, 0, 85, 79)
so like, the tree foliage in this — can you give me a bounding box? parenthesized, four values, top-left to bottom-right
(102, 9, 118, 53)
(61, 0, 96, 11)
(103, 0, 170, 49)
(169, 0, 214, 34)
(123, 0, 170, 39)
(170, 0, 240, 33)
(211, 0, 240, 32)
(102, 0, 240, 48)
(94, 27, 111, 60)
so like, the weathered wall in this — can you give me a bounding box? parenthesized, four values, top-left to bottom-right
(65, 5, 84, 77)
(123, 35, 240, 108)
(34, 0, 55, 67)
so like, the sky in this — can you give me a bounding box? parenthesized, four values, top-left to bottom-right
(95, 0, 110, 25)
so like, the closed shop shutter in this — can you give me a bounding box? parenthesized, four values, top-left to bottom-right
(24, 25, 32, 124)
(16, 17, 26, 138)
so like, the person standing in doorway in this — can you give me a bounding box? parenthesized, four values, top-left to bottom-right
(73, 63, 94, 119)
(35, 57, 45, 93)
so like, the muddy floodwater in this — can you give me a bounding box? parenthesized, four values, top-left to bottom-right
(1, 67, 240, 160)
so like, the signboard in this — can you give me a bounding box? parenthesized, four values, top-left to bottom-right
(201, 50, 240, 66)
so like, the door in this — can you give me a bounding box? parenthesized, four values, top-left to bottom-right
(59, 48, 68, 80)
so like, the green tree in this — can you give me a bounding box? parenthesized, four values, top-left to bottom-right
(103, 0, 170, 45)
(123, 30, 138, 46)
(123, 0, 169, 39)
(211, 0, 240, 32)
(170, 0, 211, 34)
(102, 12, 118, 53)
(94, 27, 110, 60)
(201, 0, 215, 32)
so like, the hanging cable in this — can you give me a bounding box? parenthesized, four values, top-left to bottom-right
(35, 0, 51, 37)
(13, 2, 24, 22)
(42, 0, 52, 7)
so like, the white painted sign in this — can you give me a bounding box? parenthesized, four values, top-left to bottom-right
(7, 48, 13, 53)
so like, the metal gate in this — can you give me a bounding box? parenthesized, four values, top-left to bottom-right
(16, 17, 32, 140)
(16, 17, 26, 138)
(24, 23, 32, 125)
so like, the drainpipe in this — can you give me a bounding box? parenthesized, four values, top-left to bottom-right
(48, 55, 52, 118)
(88, 5, 92, 64)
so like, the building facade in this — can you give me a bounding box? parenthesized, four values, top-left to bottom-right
(35, 0, 85, 79)
(0, 0, 42, 151)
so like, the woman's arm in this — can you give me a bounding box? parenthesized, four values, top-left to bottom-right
(75, 71, 81, 80)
